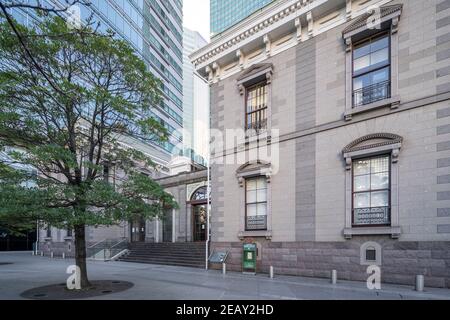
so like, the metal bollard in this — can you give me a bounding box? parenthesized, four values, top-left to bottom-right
(270, 266, 274, 279)
(62, 252, 65, 259)
(222, 263, 226, 275)
(40, 251, 44, 257)
(415, 275, 424, 292)
(331, 270, 337, 284)
(50, 252, 54, 259)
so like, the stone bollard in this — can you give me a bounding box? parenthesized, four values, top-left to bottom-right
(50, 252, 54, 259)
(270, 266, 274, 279)
(222, 263, 226, 275)
(331, 270, 337, 284)
(41, 251, 44, 257)
(415, 275, 424, 292)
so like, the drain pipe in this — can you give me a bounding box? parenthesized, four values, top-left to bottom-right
(35, 220, 39, 255)
(205, 154, 211, 271)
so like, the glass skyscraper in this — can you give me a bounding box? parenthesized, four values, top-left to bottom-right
(183, 28, 209, 165)
(9, 0, 184, 159)
(210, 0, 274, 36)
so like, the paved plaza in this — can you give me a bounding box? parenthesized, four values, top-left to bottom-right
(1, 252, 450, 300)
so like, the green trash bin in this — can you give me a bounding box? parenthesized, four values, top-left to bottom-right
(242, 243, 257, 274)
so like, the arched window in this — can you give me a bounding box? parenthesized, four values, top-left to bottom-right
(191, 186, 207, 201)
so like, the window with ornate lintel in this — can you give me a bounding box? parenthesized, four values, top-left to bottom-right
(236, 161, 272, 240)
(237, 63, 273, 138)
(342, 133, 403, 239)
(343, 4, 403, 121)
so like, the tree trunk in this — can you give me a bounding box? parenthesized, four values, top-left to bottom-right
(74, 224, 91, 289)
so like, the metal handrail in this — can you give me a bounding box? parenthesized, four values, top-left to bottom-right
(87, 238, 129, 261)
(87, 239, 107, 249)
(110, 239, 128, 249)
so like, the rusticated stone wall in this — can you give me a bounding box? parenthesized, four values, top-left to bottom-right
(211, 239, 450, 289)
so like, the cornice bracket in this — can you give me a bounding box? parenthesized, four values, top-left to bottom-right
(295, 17, 302, 42)
(236, 49, 245, 70)
(307, 11, 313, 38)
(212, 62, 221, 83)
(263, 34, 271, 57)
(205, 66, 214, 84)
(346, 0, 352, 20)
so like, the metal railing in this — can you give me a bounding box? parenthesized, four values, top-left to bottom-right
(353, 80, 391, 107)
(246, 118, 268, 133)
(87, 239, 129, 261)
(246, 215, 267, 231)
(353, 207, 390, 226)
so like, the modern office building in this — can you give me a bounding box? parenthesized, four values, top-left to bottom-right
(192, 0, 450, 288)
(210, 0, 274, 36)
(6, 1, 191, 254)
(10, 0, 184, 162)
(183, 27, 210, 164)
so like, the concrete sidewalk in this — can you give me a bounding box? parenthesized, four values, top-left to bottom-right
(1, 251, 450, 300)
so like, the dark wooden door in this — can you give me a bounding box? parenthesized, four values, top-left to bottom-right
(192, 204, 207, 242)
(162, 209, 172, 243)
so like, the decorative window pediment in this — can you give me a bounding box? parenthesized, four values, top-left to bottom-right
(342, 4, 403, 40)
(237, 63, 273, 94)
(343, 133, 403, 154)
(236, 161, 272, 187)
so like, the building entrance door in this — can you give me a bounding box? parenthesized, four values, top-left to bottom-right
(162, 209, 173, 243)
(130, 217, 145, 242)
(192, 204, 207, 242)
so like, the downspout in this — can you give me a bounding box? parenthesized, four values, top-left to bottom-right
(205, 159, 210, 270)
(35, 220, 39, 255)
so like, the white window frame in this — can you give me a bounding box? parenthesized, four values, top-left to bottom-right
(343, 133, 403, 239)
(343, 5, 403, 121)
(236, 161, 272, 240)
(237, 63, 273, 141)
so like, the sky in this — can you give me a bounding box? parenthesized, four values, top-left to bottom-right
(183, 0, 210, 42)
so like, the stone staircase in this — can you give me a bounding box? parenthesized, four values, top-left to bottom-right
(119, 242, 206, 269)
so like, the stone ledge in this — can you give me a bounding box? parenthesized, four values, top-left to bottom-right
(238, 230, 272, 240)
(343, 226, 401, 239)
(344, 96, 401, 121)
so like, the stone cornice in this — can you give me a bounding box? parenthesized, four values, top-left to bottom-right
(190, 0, 395, 82)
(156, 169, 207, 188)
(190, 0, 322, 68)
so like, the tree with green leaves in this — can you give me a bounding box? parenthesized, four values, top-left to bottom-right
(0, 15, 177, 289)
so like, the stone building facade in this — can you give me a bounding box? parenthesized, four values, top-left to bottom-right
(192, 0, 450, 288)
(39, 156, 208, 257)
